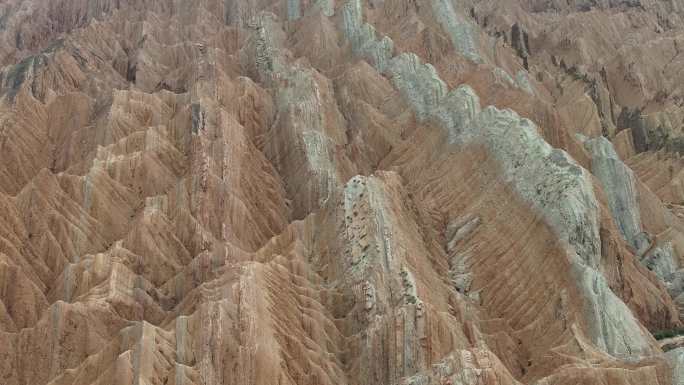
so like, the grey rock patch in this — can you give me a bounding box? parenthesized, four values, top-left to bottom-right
(310, 0, 334, 17)
(430, 0, 481, 62)
(573, 263, 653, 359)
(668, 269, 684, 299)
(666, 347, 684, 385)
(516, 70, 535, 95)
(641, 241, 677, 282)
(493, 67, 516, 87)
(385, 53, 447, 120)
(287, 0, 301, 20)
(341, 0, 394, 72)
(446, 214, 480, 251)
(583, 136, 642, 249)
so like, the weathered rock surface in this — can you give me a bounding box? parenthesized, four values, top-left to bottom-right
(668, 348, 684, 385)
(0, 0, 684, 384)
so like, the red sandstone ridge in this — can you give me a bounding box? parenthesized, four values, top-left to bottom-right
(0, 0, 684, 384)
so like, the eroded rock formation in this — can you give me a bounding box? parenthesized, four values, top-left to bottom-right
(1, 0, 684, 384)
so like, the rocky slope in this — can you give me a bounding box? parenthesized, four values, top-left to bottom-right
(1, 0, 684, 384)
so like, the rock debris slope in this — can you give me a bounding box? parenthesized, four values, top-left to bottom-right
(1, 0, 684, 384)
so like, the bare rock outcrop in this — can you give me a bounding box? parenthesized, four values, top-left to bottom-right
(1, 0, 684, 385)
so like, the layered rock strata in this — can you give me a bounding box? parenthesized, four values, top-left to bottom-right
(0, 1, 683, 385)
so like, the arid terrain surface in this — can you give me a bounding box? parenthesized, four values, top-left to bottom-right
(2, 0, 684, 384)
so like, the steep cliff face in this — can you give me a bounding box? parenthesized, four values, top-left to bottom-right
(1, 0, 684, 384)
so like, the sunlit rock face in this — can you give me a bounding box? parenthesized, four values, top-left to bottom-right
(1, 0, 684, 384)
